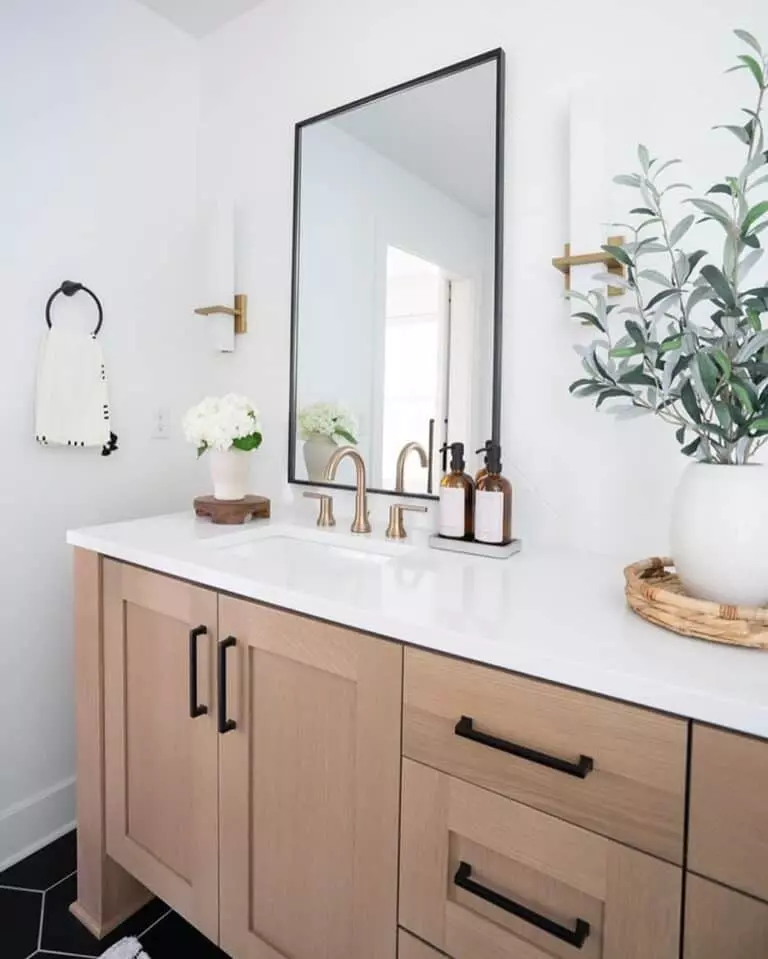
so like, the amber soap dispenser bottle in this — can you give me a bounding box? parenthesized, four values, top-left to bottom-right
(438, 442, 475, 540)
(474, 443, 513, 545)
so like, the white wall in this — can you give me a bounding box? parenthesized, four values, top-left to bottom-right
(199, 0, 768, 553)
(0, 0, 210, 867)
(296, 121, 491, 486)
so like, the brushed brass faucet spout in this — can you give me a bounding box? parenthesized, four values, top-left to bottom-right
(323, 446, 372, 534)
(395, 442, 428, 493)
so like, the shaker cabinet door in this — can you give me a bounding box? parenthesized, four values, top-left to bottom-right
(218, 596, 402, 959)
(102, 561, 220, 943)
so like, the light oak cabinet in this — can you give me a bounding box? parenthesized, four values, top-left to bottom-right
(74, 556, 768, 959)
(689, 724, 768, 901)
(684, 874, 768, 959)
(217, 596, 402, 959)
(404, 648, 687, 864)
(400, 758, 682, 959)
(102, 561, 220, 942)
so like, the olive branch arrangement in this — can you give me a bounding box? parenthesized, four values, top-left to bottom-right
(570, 30, 768, 465)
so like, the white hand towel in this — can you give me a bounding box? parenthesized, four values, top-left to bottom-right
(99, 937, 149, 959)
(35, 327, 116, 453)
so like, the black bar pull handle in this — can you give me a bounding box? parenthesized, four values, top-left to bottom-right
(218, 636, 237, 734)
(454, 861, 590, 949)
(454, 716, 594, 780)
(188, 626, 208, 719)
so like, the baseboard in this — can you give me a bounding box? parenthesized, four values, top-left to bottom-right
(0, 776, 76, 873)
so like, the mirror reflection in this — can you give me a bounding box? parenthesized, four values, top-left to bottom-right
(290, 52, 504, 496)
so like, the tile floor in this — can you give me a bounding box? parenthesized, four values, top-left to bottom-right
(1, 831, 230, 959)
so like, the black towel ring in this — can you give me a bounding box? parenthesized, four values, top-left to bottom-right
(46, 281, 103, 336)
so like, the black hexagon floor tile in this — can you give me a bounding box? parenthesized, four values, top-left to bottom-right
(0, 830, 76, 891)
(1, 886, 43, 959)
(141, 910, 229, 958)
(42, 873, 168, 957)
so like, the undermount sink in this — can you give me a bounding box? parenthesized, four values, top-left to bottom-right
(205, 522, 416, 565)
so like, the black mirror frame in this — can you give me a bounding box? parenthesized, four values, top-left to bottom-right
(288, 48, 505, 500)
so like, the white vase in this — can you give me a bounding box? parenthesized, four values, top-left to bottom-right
(671, 462, 768, 606)
(209, 448, 250, 501)
(303, 434, 337, 482)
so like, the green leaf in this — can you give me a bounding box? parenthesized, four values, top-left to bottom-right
(660, 335, 683, 353)
(232, 432, 263, 453)
(696, 353, 720, 396)
(744, 233, 762, 249)
(610, 345, 644, 358)
(743, 201, 768, 236)
(675, 426, 686, 445)
(681, 381, 702, 423)
(602, 244, 634, 268)
(614, 174, 642, 188)
(596, 388, 632, 409)
(681, 438, 701, 457)
(672, 353, 691, 381)
(711, 349, 732, 380)
(618, 367, 657, 387)
(592, 351, 615, 383)
(571, 383, 604, 398)
(738, 54, 765, 88)
(708, 183, 734, 196)
(684, 250, 708, 280)
(749, 417, 768, 433)
(701, 264, 737, 308)
(638, 144, 651, 172)
(735, 29, 763, 56)
(714, 124, 751, 144)
(653, 159, 682, 178)
(732, 381, 756, 414)
(334, 428, 357, 444)
(626, 320, 646, 346)
(569, 378, 598, 393)
(646, 288, 681, 311)
(669, 214, 695, 246)
(630, 207, 657, 216)
(637, 268, 671, 286)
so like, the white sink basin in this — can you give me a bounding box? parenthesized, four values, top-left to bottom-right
(206, 523, 415, 564)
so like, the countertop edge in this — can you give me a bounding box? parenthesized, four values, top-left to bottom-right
(67, 530, 768, 741)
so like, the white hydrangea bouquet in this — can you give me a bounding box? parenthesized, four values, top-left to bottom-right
(183, 394, 263, 456)
(297, 401, 357, 444)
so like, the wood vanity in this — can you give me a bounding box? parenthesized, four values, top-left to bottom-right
(72, 548, 768, 958)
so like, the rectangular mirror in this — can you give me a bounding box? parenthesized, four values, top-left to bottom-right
(289, 49, 505, 497)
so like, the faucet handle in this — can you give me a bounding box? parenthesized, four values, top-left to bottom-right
(303, 491, 336, 528)
(386, 502, 428, 541)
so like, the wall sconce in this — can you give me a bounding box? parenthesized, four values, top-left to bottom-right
(552, 237, 626, 297)
(195, 201, 247, 352)
(556, 80, 627, 307)
(194, 295, 248, 334)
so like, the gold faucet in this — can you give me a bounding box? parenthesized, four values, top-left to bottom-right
(395, 441, 428, 493)
(386, 503, 428, 540)
(323, 446, 372, 534)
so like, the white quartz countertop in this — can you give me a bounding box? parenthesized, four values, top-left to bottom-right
(68, 509, 768, 738)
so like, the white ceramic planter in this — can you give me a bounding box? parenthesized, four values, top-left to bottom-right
(671, 462, 768, 606)
(209, 448, 250, 501)
(303, 434, 337, 482)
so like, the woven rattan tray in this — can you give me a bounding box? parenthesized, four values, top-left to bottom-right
(624, 557, 768, 649)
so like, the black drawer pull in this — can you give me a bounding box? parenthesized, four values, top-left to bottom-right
(218, 636, 237, 734)
(188, 626, 208, 719)
(454, 861, 591, 949)
(454, 716, 594, 779)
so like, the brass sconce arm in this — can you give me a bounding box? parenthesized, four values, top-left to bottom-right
(552, 236, 626, 297)
(194, 294, 248, 334)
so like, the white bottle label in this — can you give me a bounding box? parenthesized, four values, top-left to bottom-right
(439, 487, 466, 538)
(475, 490, 505, 544)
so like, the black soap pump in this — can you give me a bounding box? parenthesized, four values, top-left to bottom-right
(438, 442, 475, 540)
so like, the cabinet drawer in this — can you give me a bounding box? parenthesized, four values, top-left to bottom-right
(684, 874, 768, 959)
(399, 929, 447, 959)
(400, 759, 682, 959)
(689, 724, 768, 900)
(403, 648, 687, 862)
